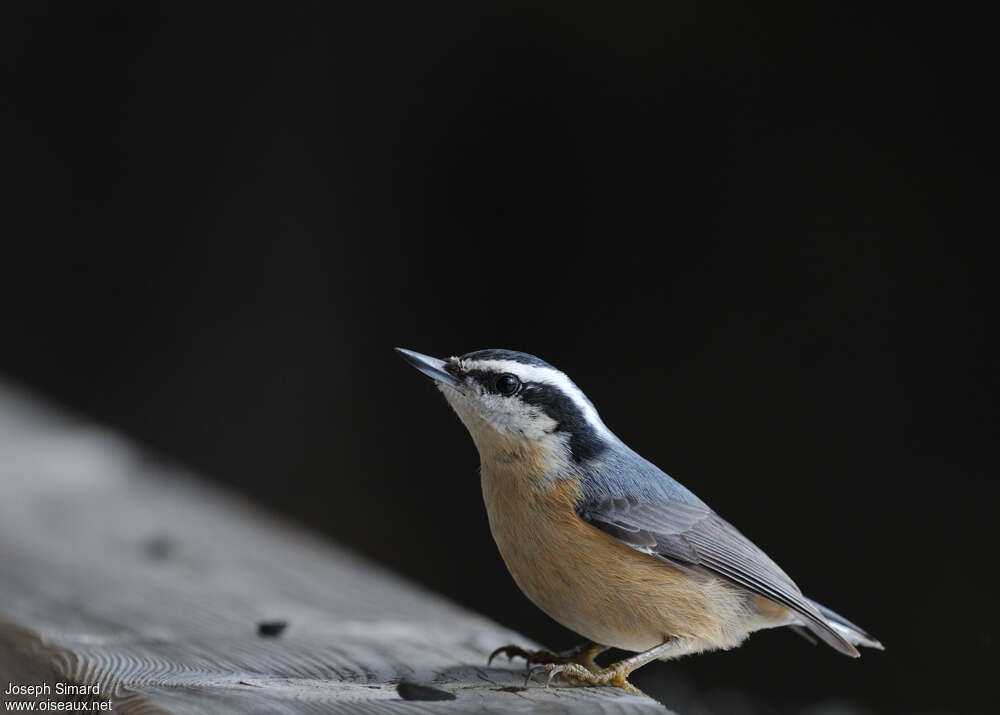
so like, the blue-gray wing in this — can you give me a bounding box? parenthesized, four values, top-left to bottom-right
(577, 492, 859, 656)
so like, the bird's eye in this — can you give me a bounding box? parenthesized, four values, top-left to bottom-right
(495, 374, 521, 396)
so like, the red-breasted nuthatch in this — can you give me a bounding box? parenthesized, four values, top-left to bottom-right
(397, 348, 883, 694)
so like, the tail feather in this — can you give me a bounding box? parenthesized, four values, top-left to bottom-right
(805, 598, 884, 651)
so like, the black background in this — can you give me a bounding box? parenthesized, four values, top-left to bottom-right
(2, 3, 995, 713)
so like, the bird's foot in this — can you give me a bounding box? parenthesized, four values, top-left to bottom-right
(523, 639, 681, 696)
(488, 642, 606, 673)
(526, 661, 644, 696)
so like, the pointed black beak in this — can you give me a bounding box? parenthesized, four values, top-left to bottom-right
(395, 347, 460, 389)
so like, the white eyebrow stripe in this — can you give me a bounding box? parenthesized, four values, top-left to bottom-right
(459, 358, 614, 440)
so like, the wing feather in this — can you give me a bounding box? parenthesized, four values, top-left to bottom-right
(578, 492, 859, 656)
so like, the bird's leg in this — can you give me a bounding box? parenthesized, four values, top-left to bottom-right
(488, 642, 608, 673)
(526, 638, 679, 696)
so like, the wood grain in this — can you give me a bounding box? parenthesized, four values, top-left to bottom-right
(0, 380, 671, 714)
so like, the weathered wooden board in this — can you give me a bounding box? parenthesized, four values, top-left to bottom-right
(0, 380, 670, 714)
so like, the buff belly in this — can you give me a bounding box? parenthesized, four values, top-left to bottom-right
(481, 465, 784, 655)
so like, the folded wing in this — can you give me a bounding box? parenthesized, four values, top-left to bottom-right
(576, 492, 860, 656)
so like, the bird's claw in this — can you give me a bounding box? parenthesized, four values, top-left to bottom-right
(525, 663, 595, 688)
(525, 663, 552, 688)
(488, 645, 531, 667)
(488, 642, 606, 672)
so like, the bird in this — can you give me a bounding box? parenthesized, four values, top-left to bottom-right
(395, 347, 883, 694)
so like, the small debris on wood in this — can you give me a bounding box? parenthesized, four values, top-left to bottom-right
(256, 620, 288, 637)
(396, 681, 456, 701)
(142, 535, 174, 560)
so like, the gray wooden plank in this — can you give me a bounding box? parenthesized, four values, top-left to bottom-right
(0, 380, 670, 714)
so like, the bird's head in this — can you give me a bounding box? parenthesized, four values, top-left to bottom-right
(396, 348, 616, 472)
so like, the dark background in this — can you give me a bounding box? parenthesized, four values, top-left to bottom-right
(2, 3, 994, 713)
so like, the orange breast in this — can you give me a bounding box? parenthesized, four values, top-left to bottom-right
(481, 457, 766, 653)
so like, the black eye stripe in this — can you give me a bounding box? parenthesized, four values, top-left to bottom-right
(465, 369, 516, 394)
(520, 383, 605, 463)
(463, 370, 523, 396)
(455, 365, 608, 464)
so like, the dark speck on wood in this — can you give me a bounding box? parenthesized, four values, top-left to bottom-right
(257, 620, 288, 637)
(142, 535, 174, 560)
(396, 681, 457, 701)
